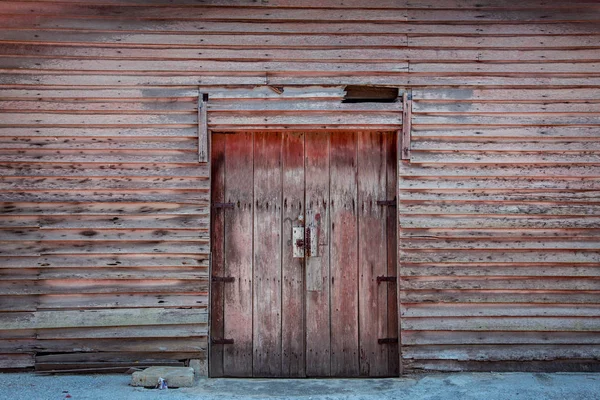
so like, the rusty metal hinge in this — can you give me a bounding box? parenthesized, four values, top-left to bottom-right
(212, 338, 234, 345)
(212, 202, 235, 209)
(212, 275, 235, 283)
(378, 338, 399, 345)
(376, 276, 397, 283)
(376, 199, 396, 207)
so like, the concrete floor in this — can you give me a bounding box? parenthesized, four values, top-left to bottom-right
(1, 372, 599, 400)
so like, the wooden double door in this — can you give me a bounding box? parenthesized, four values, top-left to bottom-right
(210, 131, 398, 377)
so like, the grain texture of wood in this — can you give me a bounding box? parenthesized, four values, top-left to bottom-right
(304, 131, 332, 377)
(329, 131, 360, 377)
(1, 0, 600, 375)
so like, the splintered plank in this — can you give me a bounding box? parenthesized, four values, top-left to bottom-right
(385, 131, 400, 376)
(357, 131, 388, 377)
(329, 131, 359, 377)
(223, 132, 253, 377)
(0, 353, 34, 369)
(252, 131, 283, 377)
(305, 131, 331, 377)
(209, 133, 225, 377)
(281, 132, 305, 377)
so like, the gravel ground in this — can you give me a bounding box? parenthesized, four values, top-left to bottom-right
(1, 372, 599, 400)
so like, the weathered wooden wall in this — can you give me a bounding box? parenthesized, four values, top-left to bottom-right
(0, 0, 598, 372)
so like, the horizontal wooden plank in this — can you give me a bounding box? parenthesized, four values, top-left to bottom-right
(2, 15, 599, 35)
(0, 254, 207, 268)
(403, 331, 600, 346)
(411, 62, 600, 74)
(6, 0, 600, 9)
(1, 202, 208, 215)
(0, 149, 200, 163)
(402, 345, 600, 361)
(1, 337, 206, 353)
(0, 137, 199, 150)
(0, 293, 206, 311)
(403, 317, 600, 331)
(413, 88, 600, 101)
(401, 238, 600, 250)
(0, 279, 208, 295)
(0, 241, 209, 256)
(0, 228, 207, 241)
(1, 267, 208, 280)
(399, 176, 600, 190)
(400, 249, 600, 263)
(413, 102, 600, 113)
(0, 353, 34, 369)
(0, 163, 207, 177)
(209, 100, 402, 112)
(1, 3, 597, 21)
(0, 176, 208, 190)
(399, 163, 600, 177)
(0, 127, 199, 137)
(0, 112, 195, 125)
(400, 290, 600, 304)
(37, 293, 207, 310)
(35, 324, 206, 340)
(412, 115, 600, 126)
(0, 58, 410, 72)
(0, 99, 195, 112)
(399, 216, 600, 229)
(0, 308, 207, 330)
(400, 228, 600, 239)
(0, 215, 206, 229)
(2, 44, 600, 62)
(400, 276, 600, 290)
(409, 152, 600, 164)
(409, 35, 600, 48)
(0, 86, 344, 100)
(209, 113, 402, 125)
(401, 304, 600, 317)
(404, 359, 600, 372)
(399, 203, 600, 216)
(412, 126, 600, 138)
(398, 189, 600, 202)
(401, 265, 600, 278)
(0, 190, 209, 203)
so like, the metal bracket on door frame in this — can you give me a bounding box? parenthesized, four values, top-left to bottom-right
(376, 276, 397, 284)
(211, 338, 234, 345)
(377, 199, 396, 207)
(212, 202, 235, 209)
(212, 275, 235, 283)
(378, 338, 399, 345)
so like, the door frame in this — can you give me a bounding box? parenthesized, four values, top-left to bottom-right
(207, 129, 402, 377)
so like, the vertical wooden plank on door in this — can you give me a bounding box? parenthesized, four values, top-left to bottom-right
(253, 131, 283, 377)
(386, 131, 400, 376)
(357, 131, 388, 377)
(209, 133, 226, 377)
(282, 132, 306, 377)
(223, 132, 253, 377)
(305, 131, 331, 377)
(329, 131, 359, 377)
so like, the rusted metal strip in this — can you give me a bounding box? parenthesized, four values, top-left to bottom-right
(376, 199, 396, 207)
(211, 338, 234, 345)
(376, 276, 397, 283)
(401, 90, 412, 160)
(198, 91, 209, 163)
(212, 275, 235, 283)
(212, 202, 234, 209)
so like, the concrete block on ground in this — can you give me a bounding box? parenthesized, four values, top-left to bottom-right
(131, 366, 195, 388)
(188, 359, 207, 378)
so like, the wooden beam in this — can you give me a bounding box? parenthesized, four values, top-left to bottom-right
(401, 90, 412, 161)
(198, 91, 209, 163)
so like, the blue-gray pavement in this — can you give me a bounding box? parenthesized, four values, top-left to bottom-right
(1, 372, 599, 400)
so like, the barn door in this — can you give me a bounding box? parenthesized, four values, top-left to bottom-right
(210, 131, 398, 378)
